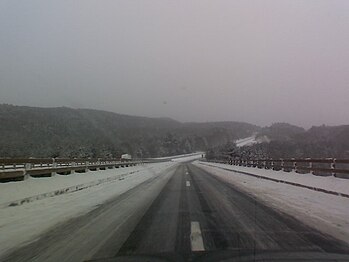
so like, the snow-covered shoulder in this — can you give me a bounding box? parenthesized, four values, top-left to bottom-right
(193, 161, 349, 245)
(0, 162, 177, 256)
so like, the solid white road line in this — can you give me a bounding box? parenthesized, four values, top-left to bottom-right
(190, 221, 205, 251)
(186, 181, 191, 187)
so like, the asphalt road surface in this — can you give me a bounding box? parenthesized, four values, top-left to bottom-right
(3, 162, 349, 262)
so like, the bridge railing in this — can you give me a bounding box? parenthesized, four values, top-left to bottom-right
(209, 158, 349, 178)
(0, 158, 146, 182)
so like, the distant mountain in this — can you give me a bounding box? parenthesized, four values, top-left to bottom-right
(238, 124, 349, 159)
(206, 122, 349, 160)
(0, 104, 259, 158)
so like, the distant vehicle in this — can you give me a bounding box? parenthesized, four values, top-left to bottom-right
(120, 154, 132, 162)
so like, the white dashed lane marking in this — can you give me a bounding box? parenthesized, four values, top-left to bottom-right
(186, 181, 190, 187)
(190, 221, 205, 251)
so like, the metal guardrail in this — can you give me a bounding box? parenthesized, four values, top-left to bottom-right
(208, 158, 349, 178)
(0, 158, 145, 182)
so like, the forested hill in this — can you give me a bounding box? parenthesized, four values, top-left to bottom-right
(208, 123, 349, 160)
(0, 104, 259, 158)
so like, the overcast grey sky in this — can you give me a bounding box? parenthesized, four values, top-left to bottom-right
(0, 0, 348, 128)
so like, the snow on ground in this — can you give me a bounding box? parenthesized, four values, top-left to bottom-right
(0, 164, 149, 207)
(235, 135, 258, 147)
(171, 152, 203, 162)
(0, 161, 177, 256)
(194, 161, 349, 244)
(201, 162, 349, 196)
(0, 154, 201, 208)
(151, 152, 203, 161)
(235, 134, 270, 147)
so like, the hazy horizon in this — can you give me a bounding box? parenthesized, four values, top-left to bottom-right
(2, 102, 348, 129)
(1, 1, 348, 128)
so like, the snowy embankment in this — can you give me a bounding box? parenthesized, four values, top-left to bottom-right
(0, 161, 178, 256)
(0, 165, 145, 208)
(200, 162, 349, 197)
(194, 161, 349, 244)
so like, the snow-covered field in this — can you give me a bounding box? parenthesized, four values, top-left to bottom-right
(0, 161, 177, 255)
(194, 161, 349, 245)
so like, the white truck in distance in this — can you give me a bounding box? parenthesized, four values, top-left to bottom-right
(120, 154, 132, 162)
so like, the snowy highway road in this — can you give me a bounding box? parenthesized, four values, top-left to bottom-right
(2, 162, 349, 262)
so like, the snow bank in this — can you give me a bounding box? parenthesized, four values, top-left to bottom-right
(200, 162, 349, 196)
(0, 164, 167, 207)
(0, 162, 177, 256)
(194, 161, 349, 244)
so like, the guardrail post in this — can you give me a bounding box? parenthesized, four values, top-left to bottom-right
(51, 158, 57, 176)
(96, 159, 101, 170)
(280, 159, 284, 171)
(83, 161, 89, 173)
(308, 159, 314, 175)
(24, 163, 32, 180)
(271, 159, 274, 170)
(70, 161, 76, 174)
(293, 159, 297, 173)
(331, 158, 336, 177)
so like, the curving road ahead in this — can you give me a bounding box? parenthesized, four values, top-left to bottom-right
(3, 162, 349, 262)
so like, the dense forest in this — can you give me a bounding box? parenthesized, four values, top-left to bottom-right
(1, 105, 347, 159)
(0, 104, 258, 158)
(207, 123, 349, 160)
